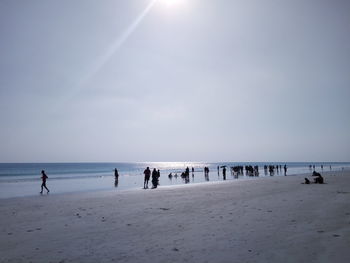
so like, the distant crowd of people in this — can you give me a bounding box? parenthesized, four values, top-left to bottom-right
(39, 163, 333, 193)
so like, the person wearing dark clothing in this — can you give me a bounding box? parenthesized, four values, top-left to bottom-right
(114, 168, 119, 187)
(152, 168, 159, 189)
(144, 167, 151, 189)
(223, 167, 226, 180)
(114, 168, 119, 179)
(284, 165, 287, 175)
(40, 170, 50, 194)
(312, 171, 324, 184)
(185, 167, 190, 177)
(314, 175, 324, 184)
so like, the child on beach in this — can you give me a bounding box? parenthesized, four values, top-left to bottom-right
(40, 170, 50, 194)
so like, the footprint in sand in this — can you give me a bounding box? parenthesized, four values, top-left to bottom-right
(317, 230, 324, 233)
(333, 234, 340, 237)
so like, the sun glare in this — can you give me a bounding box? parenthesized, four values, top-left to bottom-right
(162, 0, 186, 8)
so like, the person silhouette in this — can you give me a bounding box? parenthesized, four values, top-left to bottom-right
(223, 167, 226, 180)
(40, 170, 50, 194)
(152, 168, 159, 189)
(144, 167, 151, 189)
(114, 168, 119, 183)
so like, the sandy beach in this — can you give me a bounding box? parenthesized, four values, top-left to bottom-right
(1, 171, 350, 263)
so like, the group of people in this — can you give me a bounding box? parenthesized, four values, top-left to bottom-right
(263, 165, 287, 176)
(304, 171, 324, 184)
(143, 167, 160, 189)
(309, 164, 331, 171)
(39, 164, 329, 193)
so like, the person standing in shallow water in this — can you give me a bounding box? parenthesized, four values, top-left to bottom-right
(114, 168, 119, 180)
(40, 170, 49, 194)
(144, 167, 151, 189)
(114, 168, 119, 188)
(152, 168, 159, 189)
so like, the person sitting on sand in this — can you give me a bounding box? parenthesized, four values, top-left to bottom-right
(312, 171, 324, 184)
(314, 175, 324, 184)
(144, 167, 151, 189)
(40, 170, 50, 194)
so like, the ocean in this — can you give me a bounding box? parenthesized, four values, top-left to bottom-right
(0, 162, 349, 198)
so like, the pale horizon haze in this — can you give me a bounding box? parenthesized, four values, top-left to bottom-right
(0, 0, 349, 163)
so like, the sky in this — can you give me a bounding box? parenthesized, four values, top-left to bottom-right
(0, 0, 349, 163)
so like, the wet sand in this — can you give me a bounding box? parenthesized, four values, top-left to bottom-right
(1, 170, 350, 263)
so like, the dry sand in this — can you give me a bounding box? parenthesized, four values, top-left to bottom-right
(1, 171, 350, 263)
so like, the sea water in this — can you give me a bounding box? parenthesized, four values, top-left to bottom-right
(0, 162, 349, 198)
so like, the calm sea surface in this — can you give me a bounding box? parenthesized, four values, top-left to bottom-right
(0, 162, 349, 198)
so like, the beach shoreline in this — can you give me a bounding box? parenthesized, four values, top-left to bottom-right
(1, 170, 350, 262)
(0, 163, 348, 199)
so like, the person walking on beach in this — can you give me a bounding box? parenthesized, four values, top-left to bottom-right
(40, 170, 50, 194)
(284, 165, 287, 175)
(144, 167, 151, 189)
(223, 166, 227, 180)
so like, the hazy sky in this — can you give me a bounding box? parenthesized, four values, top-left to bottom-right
(1, 0, 349, 162)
